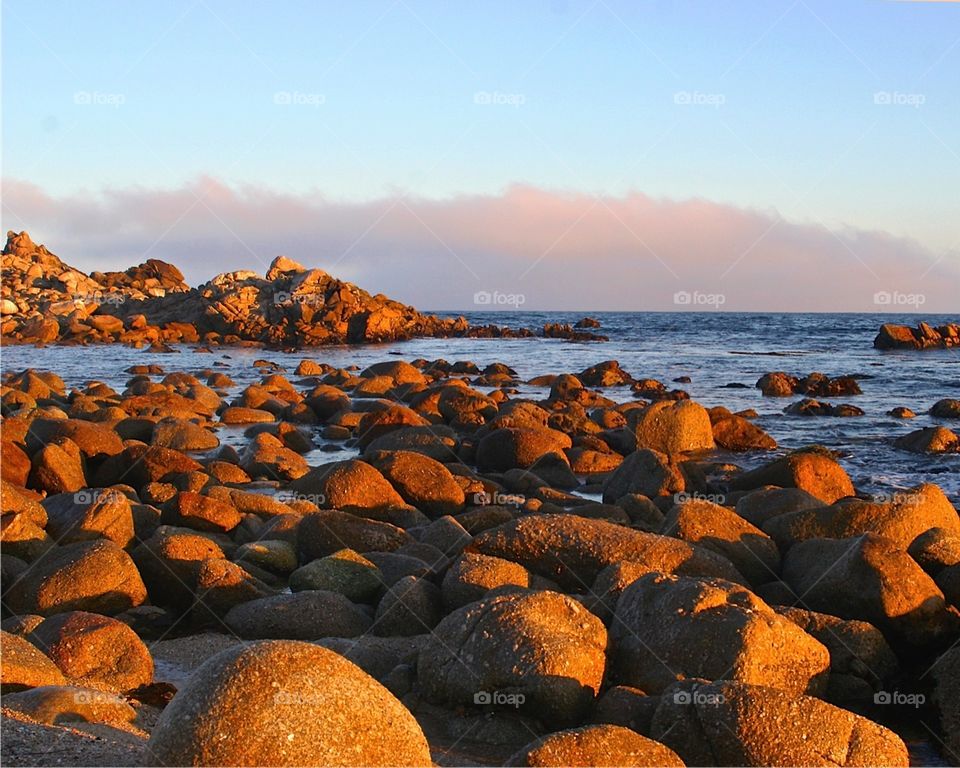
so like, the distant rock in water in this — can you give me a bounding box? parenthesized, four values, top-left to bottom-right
(874, 322, 959, 350)
(0, 231, 474, 347)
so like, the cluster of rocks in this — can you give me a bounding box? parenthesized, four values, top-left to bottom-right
(1, 232, 606, 349)
(875, 322, 960, 350)
(2, 356, 959, 766)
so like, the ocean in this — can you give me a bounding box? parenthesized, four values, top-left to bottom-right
(2, 310, 958, 503)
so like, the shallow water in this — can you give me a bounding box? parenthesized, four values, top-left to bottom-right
(2, 310, 958, 502)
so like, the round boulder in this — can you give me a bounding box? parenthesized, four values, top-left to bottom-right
(147, 640, 432, 766)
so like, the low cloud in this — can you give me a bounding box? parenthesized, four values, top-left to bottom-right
(3, 176, 956, 312)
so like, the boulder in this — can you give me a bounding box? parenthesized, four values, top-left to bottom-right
(289, 460, 409, 517)
(712, 415, 777, 451)
(42, 489, 135, 548)
(1, 631, 68, 692)
(729, 450, 855, 503)
(6, 540, 147, 617)
(661, 499, 780, 586)
(650, 680, 908, 767)
(629, 400, 715, 455)
(152, 417, 220, 451)
(164, 490, 242, 533)
(419, 590, 607, 725)
(507, 724, 684, 767)
(476, 427, 573, 472)
(894, 426, 960, 454)
(297, 509, 413, 561)
(28, 440, 86, 494)
(131, 526, 226, 611)
(601, 449, 685, 502)
(782, 533, 956, 647)
(611, 573, 829, 695)
(367, 450, 465, 516)
(373, 575, 443, 636)
(471, 514, 745, 591)
(224, 591, 371, 640)
(25, 611, 153, 693)
(289, 549, 382, 601)
(762, 483, 959, 551)
(239, 432, 309, 481)
(146, 640, 432, 766)
(441, 552, 537, 611)
(776, 606, 898, 705)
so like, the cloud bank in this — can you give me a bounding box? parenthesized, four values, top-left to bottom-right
(3, 177, 957, 312)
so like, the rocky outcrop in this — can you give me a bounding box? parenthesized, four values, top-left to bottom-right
(874, 322, 959, 350)
(1, 231, 606, 347)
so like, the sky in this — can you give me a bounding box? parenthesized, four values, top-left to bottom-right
(2, 0, 959, 311)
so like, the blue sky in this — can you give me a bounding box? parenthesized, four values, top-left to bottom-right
(2, 0, 958, 310)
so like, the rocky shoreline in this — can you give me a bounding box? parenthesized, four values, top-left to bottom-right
(0, 232, 606, 348)
(2, 354, 960, 766)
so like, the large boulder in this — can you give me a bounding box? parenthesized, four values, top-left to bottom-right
(6, 540, 147, 617)
(418, 590, 607, 725)
(372, 575, 443, 636)
(601, 449, 685, 502)
(776, 606, 899, 705)
(367, 450, 465, 516)
(289, 460, 409, 517)
(147, 640, 432, 766)
(729, 449, 855, 503)
(289, 549, 382, 602)
(782, 533, 957, 647)
(611, 573, 829, 695)
(650, 680, 908, 767)
(25, 611, 153, 693)
(42, 489, 136, 548)
(507, 724, 684, 767)
(762, 483, 959, 550)
(131, 526, 226, 611)
(476, 427, 573, 471)
(224, 591, 372, 640)
(441, 552, 537, 611)
(661, 499, 780, 586)
(1, 631, 68, 692)
(297, 509, 413, 561)
(712, 415, 777, 452)
(629, 400, 715, 454)
(471, 514, 745, 590)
